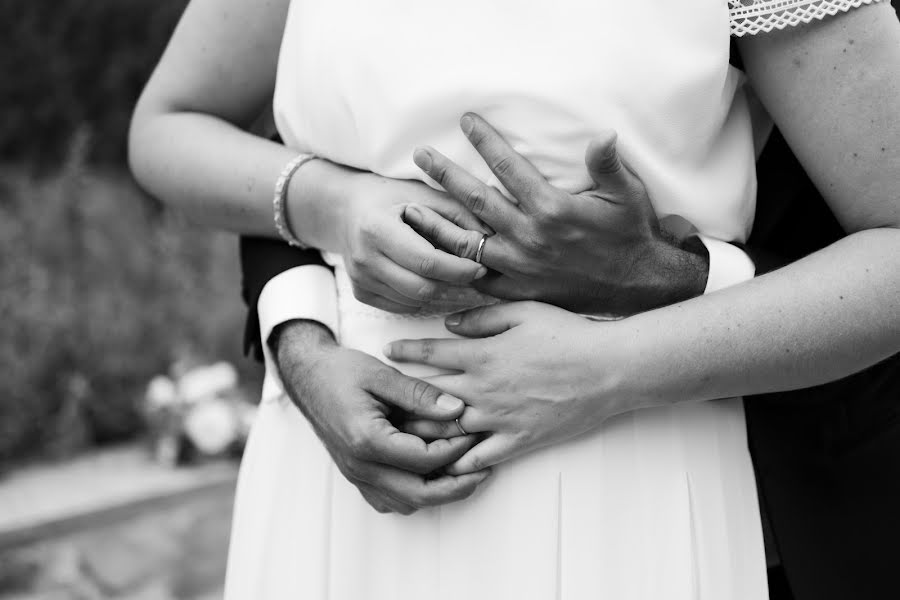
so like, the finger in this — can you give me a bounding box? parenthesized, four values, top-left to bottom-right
(417, 190, 491, 234)
(584, 130, 642, 203)
(351, 282, 423, 314)
(357, 484, 417, 515)
(442, 302, 533, 337)
(414, 146, 520, 233)
(379, 222, 488, 285)
(400, 418, 466, 441)
(459, 113, 549, 212)
(420, 376, 495, 434)
(371, 466, 492, 509)
(404, 204, 485, 262)
(446, 434, 517, 476)
(365, 369, 465, 419)
(400, 405, 493, 440)
(382, 338, 471, 370)
(472, 274, 537, 302)
(369, 257, 447, 304)
(368, 418, 478, 474)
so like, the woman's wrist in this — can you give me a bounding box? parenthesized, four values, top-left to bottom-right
(285, 158, 362, 253)
(584, 317, 675, 418)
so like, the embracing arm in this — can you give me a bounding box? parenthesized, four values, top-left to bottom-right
(383, 4, 900, 473)
(626, 3, 900, 404)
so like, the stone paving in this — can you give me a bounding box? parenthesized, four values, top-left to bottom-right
(0, 447, 237, 599)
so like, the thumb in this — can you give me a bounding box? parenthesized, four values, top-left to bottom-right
(584, 130, 634, 202)
(368, 371, 465, 420)
(444, 302, 530, 338)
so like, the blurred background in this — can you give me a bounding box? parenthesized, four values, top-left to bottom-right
(1, 2, 259, 597)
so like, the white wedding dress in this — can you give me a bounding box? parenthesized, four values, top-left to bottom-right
(224, 1, 881, 598)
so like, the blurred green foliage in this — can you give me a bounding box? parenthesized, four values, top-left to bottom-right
(0, 156, 255, 466)
(1, 0, 189, 167)
(1, 1, 260, 466)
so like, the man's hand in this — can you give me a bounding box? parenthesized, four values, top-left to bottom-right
(272, 320, 491, 514)
(406, 113, 709, 315)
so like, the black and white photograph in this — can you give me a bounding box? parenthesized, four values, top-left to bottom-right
(1, 0, 899, 598)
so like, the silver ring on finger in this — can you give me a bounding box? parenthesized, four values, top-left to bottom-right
(455, 417, 468, 436)
(474, 234, 490, 264)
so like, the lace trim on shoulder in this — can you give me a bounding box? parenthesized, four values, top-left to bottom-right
(729, 0, 883, 37)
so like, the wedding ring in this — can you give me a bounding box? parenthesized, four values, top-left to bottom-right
(455, 418, 468, 436)
(474, 234, 489, 264)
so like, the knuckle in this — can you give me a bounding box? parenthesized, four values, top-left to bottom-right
(349, 250, 371, 271)
(538, 199, 566, 223)
(467, 455, 487, 472)
(417, 254, 436, 277)
(491, 155, 514, 179)
(358, 221, 380, 244)
(416, 340, 435, 364)
(346, 429, 374, 459)
(342, 457, 365, 480)
(430, 160, 448, 184)
(414, 281, 438, 302)
(455, 233, 479, 260)
(521, 231, 552, 257)
(408, 377, 436, 407)
(464, 186, 487, 215)
(472, 347, 492, 367)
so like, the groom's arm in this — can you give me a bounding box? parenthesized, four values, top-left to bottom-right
(240, 236, 334, 361)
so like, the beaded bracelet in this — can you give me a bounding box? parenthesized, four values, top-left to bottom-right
(273, 153, 317, 248)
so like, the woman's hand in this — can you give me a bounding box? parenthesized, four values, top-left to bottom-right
(406, 113, 708, 315)
(383, 302, 651, 474)
(296, 163, 490, 313)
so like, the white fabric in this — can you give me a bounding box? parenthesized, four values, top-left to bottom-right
(255, 265, 338, 395)
(227, 1, 768, 599)
(729, 0, 884, 37)
(699, 236, 758, 293)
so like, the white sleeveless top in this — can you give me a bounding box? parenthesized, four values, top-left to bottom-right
(274, 0, 756, 243)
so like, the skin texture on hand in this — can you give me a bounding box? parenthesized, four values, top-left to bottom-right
(271, 319, 491, 514)
(289, 160, 490, 314)
(383, 302, 653, 475)
(406, 113, 709, 315)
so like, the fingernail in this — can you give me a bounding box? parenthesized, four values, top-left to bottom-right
(382, 343, 394, 359)
(413, 147, 432, 172)
(405, 204, 422, 221)
(460, 114, 475, 136)
(437, 394, 464, 411)
(474, 266, 488, 280)
(445, 313, 462, 328)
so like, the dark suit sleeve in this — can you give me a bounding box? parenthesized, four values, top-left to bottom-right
(240, 236, 332, 362)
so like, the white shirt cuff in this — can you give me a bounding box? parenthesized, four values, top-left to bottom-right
(697, 235, 756, 294)
(257, 265, 339, 394)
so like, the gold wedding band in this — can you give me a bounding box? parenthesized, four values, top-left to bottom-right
(455, 418, 468, 436)
(474, 234, 489, 264)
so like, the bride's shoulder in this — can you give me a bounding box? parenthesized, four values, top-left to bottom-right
(728, 0, 886, 37)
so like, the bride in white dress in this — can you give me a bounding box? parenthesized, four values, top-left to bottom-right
(129, 1, 900, 598)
